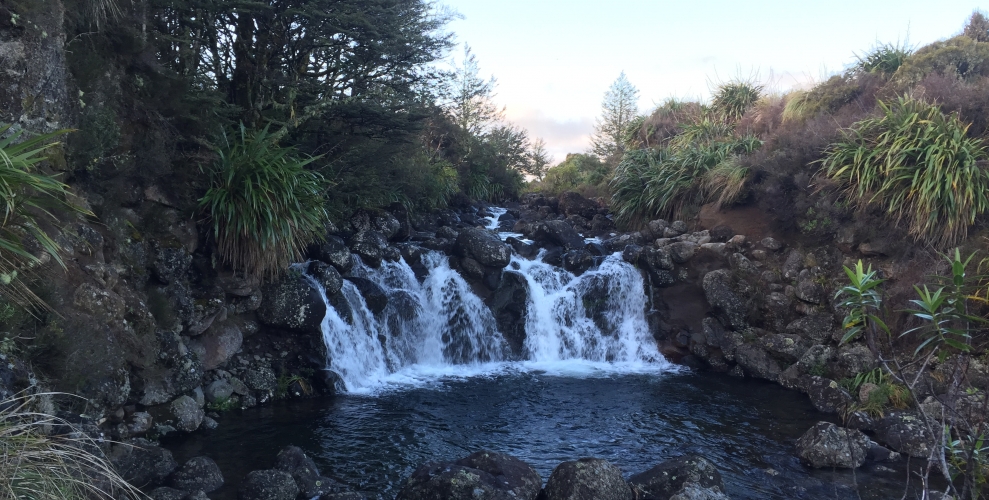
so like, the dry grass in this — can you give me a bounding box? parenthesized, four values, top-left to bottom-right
(0, 392, 145, 500)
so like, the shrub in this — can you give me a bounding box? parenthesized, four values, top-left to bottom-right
(893, 35, 989, 86)
(200, 124, 329, 281)
(820, 96, 989, 246)
(0, 125, 87, 312)
(856, 42, 913, 76)
(0, 392, 143, 500)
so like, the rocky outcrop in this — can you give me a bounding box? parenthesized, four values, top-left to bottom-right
(874, 411, 937, 458)
(795, 422, 870, 468)
(456, 228, 512, 268)
(487, 271, 530, 357)
(168, 456, 224, 493)
(542, 458, 633, 500)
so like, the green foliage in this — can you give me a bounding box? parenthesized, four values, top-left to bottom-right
(781, 74, 863, 123)
(0, 392, 144, 500)
(0, 125, 89, 312)
(905, 250, 984, 358)
(894, 35, 989, 86)
(835, 260, 889, 345)
(711, 79, 763, 121)
(200, 124, 329, 281)
(856, 42, 913, 76)
(821, 96, 989, 247)
(963, 11, 989, 43)
(610, 136, 760, 227)
(540, 154, 609, 195)
(591, 72, 640, 159)
(205, 397, 238, 412)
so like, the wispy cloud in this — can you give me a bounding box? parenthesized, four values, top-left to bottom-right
(504, 107, 595, 164)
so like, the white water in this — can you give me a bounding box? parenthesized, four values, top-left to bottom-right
(311, 211, 675, 393)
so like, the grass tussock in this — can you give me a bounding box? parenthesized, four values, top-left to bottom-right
(820, 95, 989, 246)
(200, 124, 329, 282)
(0, 392, 145, 500)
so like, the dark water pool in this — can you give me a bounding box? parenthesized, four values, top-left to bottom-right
(168, 370, 919, 499)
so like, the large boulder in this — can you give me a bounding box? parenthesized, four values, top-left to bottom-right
(275, 446, 342, 498)
(314, 236, 354, 273)
(238, 470, 299, 500)
(795, 422, 869, 468)
(487, 272, 530, 357)
(702, 270, 747, 331)
(734, 344, 783, 381)
(542, 458, 633, 500)
(306, 261, 343, 296)
(456, 228, 512, 268)
(350, 230, 388, 268)
(155, 395, 204, 433)
(396, 450, 541, 500)
(874, 411, 937, 458)
(533, 220, 585, 251)
(558, 191, 599, 219)
(344, 277, 389, 315)
(803, 376, 855, 414)
(258, 273, 326, 333)
(108, 438, 178, 488)
(188, 321, 243, 371)
(168, 456, 224, 493)
(628, 455, 726, 500)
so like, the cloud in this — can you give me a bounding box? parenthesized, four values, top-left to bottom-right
(504, 107, 595, 164)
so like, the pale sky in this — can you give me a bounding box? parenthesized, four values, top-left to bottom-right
(439, 0, 988, 163)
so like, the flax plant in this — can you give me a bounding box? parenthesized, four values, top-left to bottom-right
(821, 96, 989, 247)
(200, 124, 329, 282)
(711, 80, 763, 122)
(0, 392, 144, 500)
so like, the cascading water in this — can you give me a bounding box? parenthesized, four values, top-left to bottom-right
(313, 208, 673, 392)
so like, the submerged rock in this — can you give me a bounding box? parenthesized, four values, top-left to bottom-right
(543, 458, 632, 500)
(795, 421, 869, 468)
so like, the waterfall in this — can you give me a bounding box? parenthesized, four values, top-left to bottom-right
(311, 210, 673, 392)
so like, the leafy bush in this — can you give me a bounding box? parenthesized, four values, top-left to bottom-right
(821, 96, 989, 246)
(200, 125, 329, 281)
(893, 35, 989, 86)
(538, 153, 609, 196)
(856, 42, 913, 76)
(0, 392, 143, 500)
(0, 125, 87, 311)
(782, 74, 867, 123)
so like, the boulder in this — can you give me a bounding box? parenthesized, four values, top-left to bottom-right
(243, 366, 278, 393)
(350, 230, 388, 268)
(204, 379, 234, 404)
(543, 458, 632, 500)
(795, 279, 825, 305)
(795, 422, 869, 468)
(150, 240, 192, 284)
(760, 237, 783, 251)
(109, 438, 178, 488)
(238, 470, 299, 500)
(669, 242, 699, 264)
(642, 247, 674, 271)
(668, 483, 730, 500)
(533, 220, 585, 251)
(628, 454, 726, 500)
(875, 412, 936, 458)
(786, 314, 836, 343)
(487, 272, 530, 357)
(315, 236, 354, 273)
(164, 395, 204, 432)
(275, 446, 342, 498)
(168, 456, 224, 493)
(345, 277, 389, 315)
(702, 270, 747, 331)
(456, 228, 512, 268)
(833, 345, 877, 380)
(803, 376, 854, 414)
(189, 321, 243, 371)
(149, 487, 185, 500)
(563, 249, 594, 275)
(734, 344, 783, 381)
(558, 191, 599, 219)
(258, 273, 326, 333)
(396, 450, 541, 500)
(307, 261, 343, 296)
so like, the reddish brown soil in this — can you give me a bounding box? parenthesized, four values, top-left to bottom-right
(697, 203, 774, 241)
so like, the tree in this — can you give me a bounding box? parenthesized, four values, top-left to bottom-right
(591, 72, 639, 160)
(526, 138, 551, 180)
(444, 45, 502, 137)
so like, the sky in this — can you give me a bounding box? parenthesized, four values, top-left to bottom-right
(438, 0, 988, 163)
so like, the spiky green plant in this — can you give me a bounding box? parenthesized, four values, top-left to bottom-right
(781, 90, 812, 123)
(702, 158, 750, 208)
(711, 80, 764, 122)
(820, 96, 989, 246)
(0, 392, 145, 500)
(856, 42, 913, 76)
(0, 125, 88, 312)
(200, 124, 328, 281)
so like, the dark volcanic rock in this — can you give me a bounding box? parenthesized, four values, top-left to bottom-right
(238, 470, 299, 500)
(702, 269, 747, 331)
(315, 236, 354, 273)
(456, 228, 512, 268)
(558, 191, 599, 219)
(533, 220, 585, 251)
(795, 422, 869, 468)
(275, 446, 342, 498)
(563, 249, 594, 275)
(396, 450, 541, 500)
(488, 271, 530, 357)
(168, 456, 224, 493)
(258, 273, 326, 333)
(543, 458, 632, 500)
(350, 230, 388, 268)
(345, 277, 389, 314)
(628, 454, 726, 500)
(875, 411, 936, 458)
(306, 260, 343, 296)
(109, 438, 178, 488)
(803, 376, 854, 414)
